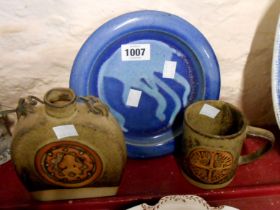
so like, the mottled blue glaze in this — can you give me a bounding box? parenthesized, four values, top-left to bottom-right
(70, 10, 220, 158)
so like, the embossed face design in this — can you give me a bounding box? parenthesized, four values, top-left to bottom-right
(35, 141, 102, 188)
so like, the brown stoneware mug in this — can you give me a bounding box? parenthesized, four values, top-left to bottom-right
(182, 100, 275, 189)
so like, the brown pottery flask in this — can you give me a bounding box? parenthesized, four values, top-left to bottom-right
(11, 88, 127, 201)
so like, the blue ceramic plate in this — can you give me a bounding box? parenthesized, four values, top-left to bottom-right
(272, 15, 280, 129)
(70, 10, 220, 158)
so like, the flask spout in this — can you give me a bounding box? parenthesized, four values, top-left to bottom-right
(44, 88, 77, 118)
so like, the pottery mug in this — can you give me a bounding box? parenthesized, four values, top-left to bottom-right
(182, 100, 275, 189)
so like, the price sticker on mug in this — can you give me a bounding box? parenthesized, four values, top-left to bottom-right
(121, 44, 150, 61)
(199, 104, 220, 119)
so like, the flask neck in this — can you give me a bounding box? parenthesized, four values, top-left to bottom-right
(44, 88, 77, 118)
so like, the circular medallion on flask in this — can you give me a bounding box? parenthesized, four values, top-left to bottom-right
(35, 141, 102, 188)
(187, 148, 233, 184)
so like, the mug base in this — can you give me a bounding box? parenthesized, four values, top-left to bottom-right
(182, 171, 234, 190)
(31, 186, 119, 201)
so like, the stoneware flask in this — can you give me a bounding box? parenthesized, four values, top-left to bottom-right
(182, 100, 275, 189)
(11, 88, 127, 201)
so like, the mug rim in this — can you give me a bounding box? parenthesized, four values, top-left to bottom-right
(184, 100, 247, 139)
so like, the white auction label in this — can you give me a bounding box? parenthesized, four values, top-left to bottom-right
(162, 60, 177, 79)
(52, 124, 79, 139)
(199, 104, 220, 118)
(126, 89, 142, 107)
(121, 44, 150, 61)
(222, 206, 239, 210)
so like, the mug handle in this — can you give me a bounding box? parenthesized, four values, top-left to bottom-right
(239, 126, 275, 165)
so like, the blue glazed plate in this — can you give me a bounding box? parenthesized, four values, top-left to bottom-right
(272, 15, 280, 129)
(70, 10, 220, 158)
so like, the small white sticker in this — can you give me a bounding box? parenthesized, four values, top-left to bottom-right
(162, 60, 177, 79)
(121, 44, 150, 61)
(53, 124, 79, 139)
(126, 89, 142, 107)
(199, 104, 220, 118)
(221, 206, 239, 210)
